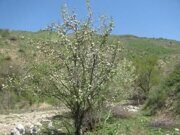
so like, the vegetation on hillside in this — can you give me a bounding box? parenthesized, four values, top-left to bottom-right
(0, 3, 180, 134)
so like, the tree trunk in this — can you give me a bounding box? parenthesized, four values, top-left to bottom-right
(74, 104, 83, 135)
(75, 118, 82, 135)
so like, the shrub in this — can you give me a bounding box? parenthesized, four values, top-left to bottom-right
(21, 2, 144, 134)
(144, 63, 180, 115)
(0, 29, 10, 38)
(19, 1, 122, 134)
(132, 55, 160, 104)
(9, 36, 17, 41)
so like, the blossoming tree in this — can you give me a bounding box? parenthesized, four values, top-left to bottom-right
(26, 2, 122, 135)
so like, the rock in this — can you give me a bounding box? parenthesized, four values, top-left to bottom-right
(11, 128, 21, 135)
(29, 123, 42, 134)
(11, 124, 25, 135)
(16, 124, 25, 134)
(30, 125, 38, 134)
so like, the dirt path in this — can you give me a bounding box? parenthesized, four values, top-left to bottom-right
(0, 107, 66, 135)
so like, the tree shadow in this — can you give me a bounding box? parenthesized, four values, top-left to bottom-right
(52, 111, 72, 120)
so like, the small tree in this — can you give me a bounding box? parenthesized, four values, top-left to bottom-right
(133, 55, 160, 103)
(29, 2, 121, 135)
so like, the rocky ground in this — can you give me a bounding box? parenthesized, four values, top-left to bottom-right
(3, 102, 178, 135)
(0, 107, 66, 135)
(0, 101, 140, 135)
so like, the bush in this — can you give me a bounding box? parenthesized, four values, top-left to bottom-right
(9, 36, 17, 41)
(144, 63, 180, 115)
(0, 29, 10, 38)
(144, 87, 166, 115)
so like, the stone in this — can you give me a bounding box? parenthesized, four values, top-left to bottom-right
(16, 124, 25, 134)
(29, 124, 41, 134)
(11, 124, 25, 135)
(11, 128, 21, 135)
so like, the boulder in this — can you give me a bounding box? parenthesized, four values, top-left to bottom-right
(11, 124, 25, 135)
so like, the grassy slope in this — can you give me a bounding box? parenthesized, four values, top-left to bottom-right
(0, 30, 179, 108)
(0, 30, 180, 134)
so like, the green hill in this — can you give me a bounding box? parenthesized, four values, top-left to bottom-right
(0, 29, 179, 115)
(0, 29, 180, 134)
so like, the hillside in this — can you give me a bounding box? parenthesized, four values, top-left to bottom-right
(0, 29, 180, 112)
(0, 29, 179, 134)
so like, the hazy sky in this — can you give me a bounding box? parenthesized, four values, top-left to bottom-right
(0, 0, 179, 40)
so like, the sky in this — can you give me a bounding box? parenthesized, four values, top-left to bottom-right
(0, 0, 180, 41)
